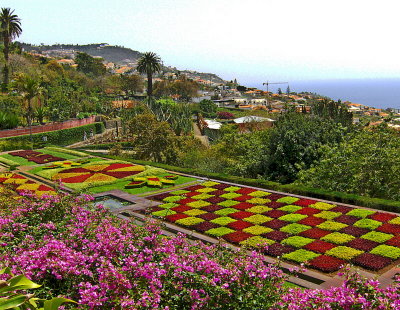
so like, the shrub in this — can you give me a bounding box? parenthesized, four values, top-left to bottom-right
(217, 111, 235, 119)
(321, 232, 355, 244)
(361, 231, 394, 243)
(280, 223, 311, 235)
(282, 236, 314, 248)
(354, 218, 382, 230)
(370, 245, 400, 259)
(278, 214, 307, 223)
(325, 246, 364, 260)
(282, 249, 320, 263)
(317, 221, 348, 231)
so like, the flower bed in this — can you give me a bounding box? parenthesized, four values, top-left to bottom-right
(0, 172, 56, 197)
(8, 150, 65, 164)
(145, 180, 400, 273)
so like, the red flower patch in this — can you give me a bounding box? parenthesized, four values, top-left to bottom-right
(185, 191, 203, 198)
(165, 213, 188, 222)
(266, 193, 285, 201)
(149, 193, 171, 201)
(59, 174, 91, 183)
(293, 199, 318, 207)
(103, 163, 134, 171)
(234, 195, 254, 202)
(264, 210, 288, 219)
(352, 253, 392, 271)
(300, 228, 331, 239)
(266, 201, 286, 209)
(185, 185, 205, 191)
(198, 212, 220, 221)
(369, 212, 397, 222)
(264, 219, 287, 230)
(264, 231, 289, 242)
(201, 205, 223, 212)
(207, 190, 226, 196)
(192, 221, 219, 233)
(330, 206, 353, 214)
(309, 255, 345, 273)
(227, 220, 253, 230)
(298, 216, 325, 227)
(37, 184, 53, 191)
(265, 243, 295, 257)
(295, 207, 321, 216)
(346, 238, 379, 252)
(212, 183, 232, 190)
(304, 240, 336, 254)
(230, 211, 254, 220)
(171, 205, 192, 213)
(205, 196, 226, 204)
(233, 202, 254, 211)
(58, 167, 91, 173)
(386, 236, 400, 247)
(223, 231, 253, 243)
(177, 198, 196, 205)
(236, 187, 256, 195)
(103, 171, 139, 178)
(335, 215, 359, 225)
(377, 223, 400, 235)
(340, 226, 369, 237)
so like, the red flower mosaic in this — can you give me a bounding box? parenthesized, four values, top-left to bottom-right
(165, 213, 188, 222)
(346, 238, 379, 252)
(265, 210, 288, 219)
(352, 253, 392, 271)
(309, 255, 345, 273)
(377, 223, 400, 235)
(298, 216, 326, 227)
(386, 236, 400, 247)
(335, 215, 359, 225)
(369, 212, 397, 222)
(227, 220, 253, 230)
(295, 207, 321, 216)
(9, 150, 65, 164)
(300, 228, 331, 239)
(223, 231, 253, 243)
(265, 243, 295, 257)
(264, 231, 289, 242)
(264, 219, 287, 230)
(340, 226, 369, 237)
(304, 240, 336, 254)
(230, 211, 254, 220)
(293, 199, 318, 207)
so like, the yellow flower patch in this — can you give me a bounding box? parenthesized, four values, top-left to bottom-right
(84, 174, 116, 182)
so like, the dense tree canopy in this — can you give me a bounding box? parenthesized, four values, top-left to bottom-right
(75, 52, 106, 76)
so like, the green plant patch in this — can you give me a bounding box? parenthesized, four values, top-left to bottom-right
(0, 153, 38, 166)
(246, 197, 271, 205)
(278, 205, 302, 213)
(240, 236, 275, 247)
(346, 209, 376, 218)
(217, 200, 239, 207)
(206, 227, 235, 237)
(243, 214, 273, 225)
(224, 186, 241, 192)
(317, 221, 348, 231)
(201, 181, 220, 187)
(170, 189, 190, 195)
(214, 208, 237, 216)
(310, 202, 336, 210)
(191, 193, 214, 200)
(245, 205, 272, 213)
(361, 231, 394, 243)
(282, 236, 314, 248)
(158, 202, 179, 209)
(280, 223, 311, 235)
(248, 190, 271, 197)
(187, 200, 211, 208)
(325, 246, 363, 260)
(243, 225, 273, 235)
(183, 209, 207, 216)
(44, 147, 88, 157)
(321, 232, 355, 245)
(282, 249, 320, 263)
(163, 195, 186, 203)
(176, 217, 205, 226)
(278, 214, 307, 223)
(39, 148, 81, 160)
(277, 196, 299, 204)
(195, 187, 216, 193)
(152, 209, 177, 217)
(389, 217, 400, 225)
(210, 217, 236, 226)
(354, 219, 382, 230)
(370, 245, 400, 259)
(0, 156, 20, 166)
(314, 211, 341, 220)
(220, 192, 242, 199)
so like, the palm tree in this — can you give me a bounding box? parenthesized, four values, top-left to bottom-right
(136, 52, 162, 97)
(0, 8, 22, 90)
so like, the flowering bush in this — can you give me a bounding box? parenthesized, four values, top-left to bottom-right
(217, 111, 235, 119)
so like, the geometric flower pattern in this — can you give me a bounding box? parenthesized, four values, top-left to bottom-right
(8, 150, 65, 164)
(0, 172, 56, 197)
(146, 181, 400, 274)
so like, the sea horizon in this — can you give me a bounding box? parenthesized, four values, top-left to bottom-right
(247, 77, 400, 110)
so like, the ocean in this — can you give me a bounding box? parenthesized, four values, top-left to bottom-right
(256, 78, 400, 110)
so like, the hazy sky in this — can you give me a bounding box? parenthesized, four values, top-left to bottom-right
(3, 0, 400, 87)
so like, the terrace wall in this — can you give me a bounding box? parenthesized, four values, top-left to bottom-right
(0, 116, 96, 138)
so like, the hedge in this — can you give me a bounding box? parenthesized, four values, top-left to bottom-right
(0, 123, 105, 149)
(84, 153, 400, 214)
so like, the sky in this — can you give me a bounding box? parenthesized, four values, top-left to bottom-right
(3, 0, 400, 88)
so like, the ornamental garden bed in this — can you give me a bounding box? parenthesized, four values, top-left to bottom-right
(142, 181, 400, 274)
(0, 172, 56, 198)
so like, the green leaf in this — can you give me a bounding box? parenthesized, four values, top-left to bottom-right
(8, 275, 41, 290)
(43, 297, 76, 310)
(0, 295, 26, 309)
(0, 268, 12, 276)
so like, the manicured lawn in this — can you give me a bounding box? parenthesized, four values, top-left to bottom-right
(88, 174, 198, 195)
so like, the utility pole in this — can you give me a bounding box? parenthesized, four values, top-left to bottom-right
(262, 81, 288, 109)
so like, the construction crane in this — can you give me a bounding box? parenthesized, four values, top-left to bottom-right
(262, 81, 288, 109)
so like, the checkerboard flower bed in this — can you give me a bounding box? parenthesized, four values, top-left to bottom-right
(144, 181, 400, 273)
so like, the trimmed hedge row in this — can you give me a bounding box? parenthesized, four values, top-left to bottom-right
(82, 152, 400, 214)
(0, 123, 105, 150)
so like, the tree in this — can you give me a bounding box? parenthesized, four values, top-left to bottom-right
(286, 85, 291, 95)
(199, 99, 217, 118)
(136, 52, 162, 97)
(0, 8, 22, 90)
(75, 52, 106, 76)
(297, 127, 400, 200)
(311, 99, 353, 127)
(277, 88, 282, 95)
